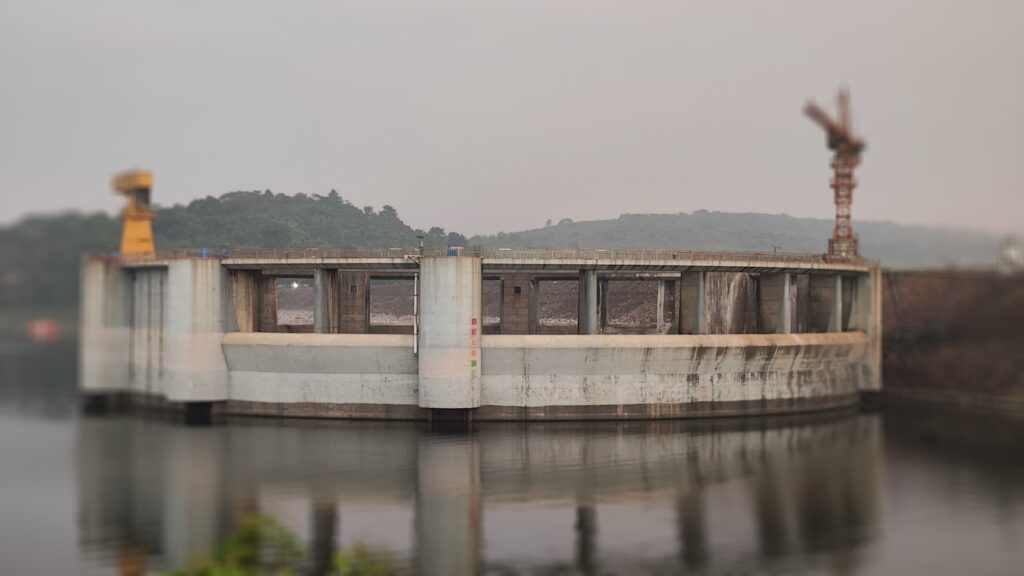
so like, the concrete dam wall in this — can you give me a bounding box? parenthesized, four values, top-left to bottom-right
(80, 249, 881, 420)
(882, 269, 1024, 412)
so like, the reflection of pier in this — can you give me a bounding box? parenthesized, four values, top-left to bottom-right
(77, 413, 882, 574)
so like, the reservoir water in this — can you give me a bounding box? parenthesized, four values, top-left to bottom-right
(2, 342, 1023, 575)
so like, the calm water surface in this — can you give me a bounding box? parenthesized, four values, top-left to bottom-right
(2, 342, 1024, 575)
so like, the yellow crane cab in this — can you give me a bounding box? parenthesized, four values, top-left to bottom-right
(112, 170, 156, 259)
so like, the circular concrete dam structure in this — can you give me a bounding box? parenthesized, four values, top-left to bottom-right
(80, 248, 881, 420)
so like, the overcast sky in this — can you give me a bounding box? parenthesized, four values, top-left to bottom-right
(1, 0, 1022, 236)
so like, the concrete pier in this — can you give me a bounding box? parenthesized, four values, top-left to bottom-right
(80, 248, 882, 420)
(680, 271, 706, 335)
(418, 257, 482, 410)
(81, 258, 230, 403)
(578, 269, 599, 335)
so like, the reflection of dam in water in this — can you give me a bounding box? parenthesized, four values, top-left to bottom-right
(77, 413, 882, 574)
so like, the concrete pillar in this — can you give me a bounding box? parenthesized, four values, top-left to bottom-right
(695, 273, 706, 335)
(808, 275, 836, 332)
(680, 271, 706, 334)
(528, 279, 539, 335)
(418, 256, 482, 409)
(656, 280, 667, 334)
(847, 269, 882, 391)
(314, 269, 327, 334)
(758, 273, 792, 334)
(80, 260, 131, 395)
(163, 260, 231, 402)
(257, 275, 279, 332)
(128, 268, 168, 392)
(327, 270, 340, 333)
(313, 269, 338, 334)
(781, 273, 792, 334)
(230, 270, 260, 332)
(338, 271, 368, 334)
(847, 274, 871, 332)
(762, 273, 793, 334)
(578, 269, 599, 335)
(664, 279, 681, 334)
(868, 267, 883, 390)
(82, 258, 230, 403)
(829, 274, 844, 332)
(793, 274, 810, 333)
(498, 273, 532, 335)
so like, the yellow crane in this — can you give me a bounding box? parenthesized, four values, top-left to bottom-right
(112, 169, 156, 259)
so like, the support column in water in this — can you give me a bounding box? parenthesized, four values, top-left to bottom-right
(417, 256, 483, 409)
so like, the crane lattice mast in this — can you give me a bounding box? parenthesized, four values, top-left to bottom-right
(804, 88, 865, 258)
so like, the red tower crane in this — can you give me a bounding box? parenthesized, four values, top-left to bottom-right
(804, 88, 865, 258)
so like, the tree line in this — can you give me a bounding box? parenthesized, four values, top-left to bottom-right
(0, 192, 1003, 311)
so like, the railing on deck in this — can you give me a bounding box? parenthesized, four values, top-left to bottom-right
(221, 247, 416, 260)
(91, 246, 870, 266)
(218, 247, 864, 265)
(470, 247, 845, 264)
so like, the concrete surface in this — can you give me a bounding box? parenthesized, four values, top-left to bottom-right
(81, 254, 882, 420)
(417, 256, 482, 409)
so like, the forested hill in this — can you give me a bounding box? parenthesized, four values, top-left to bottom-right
(0, 191, 465, 309)
(471, 211, 1003, 269)
(0, 192, 1007, 311)
(154, 190, 465, 249)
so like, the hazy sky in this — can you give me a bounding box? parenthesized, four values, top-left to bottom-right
(1, 1, 1022, 236)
